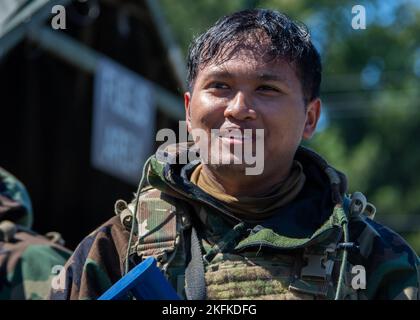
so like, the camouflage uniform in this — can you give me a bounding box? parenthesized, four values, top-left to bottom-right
(0, 167, 72, 300)
(50, 145, 420, 300)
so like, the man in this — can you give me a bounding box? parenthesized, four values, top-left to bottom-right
(51, 9, 419, 300)
(0, 167, 71, 299)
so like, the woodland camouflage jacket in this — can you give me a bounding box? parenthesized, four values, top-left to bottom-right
(0, 167, 71, 300)
(49, 145, 420, 300)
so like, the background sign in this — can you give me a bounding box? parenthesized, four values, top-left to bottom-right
(91, 58, 155, 185)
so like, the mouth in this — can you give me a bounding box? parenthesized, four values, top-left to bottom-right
(218, 128, 255, 145)
(220, 136, 246, 145)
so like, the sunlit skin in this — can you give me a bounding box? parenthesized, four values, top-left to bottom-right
(184, 47, 321, 197)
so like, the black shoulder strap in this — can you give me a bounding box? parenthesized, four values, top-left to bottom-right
(185, 226, 207, 300)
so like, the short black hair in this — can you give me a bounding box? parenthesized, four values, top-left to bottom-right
(186, 9, 322, 103)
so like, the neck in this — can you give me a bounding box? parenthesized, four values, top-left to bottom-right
(201, 162, 293, 197)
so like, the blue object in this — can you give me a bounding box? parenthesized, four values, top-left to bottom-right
(98, 257, 181, 300)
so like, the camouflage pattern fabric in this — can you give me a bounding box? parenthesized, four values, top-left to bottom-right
(49, 188, 183, 300)
(49, 144, 420, 300)
(0, 167, 71, 300)
(204, 252, 318, 300)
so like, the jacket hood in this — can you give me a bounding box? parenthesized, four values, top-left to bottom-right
(0, 167, 33, 228)
(143, 143, 347, 230)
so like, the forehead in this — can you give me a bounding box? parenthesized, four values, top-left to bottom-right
(196, 50, 299, 85)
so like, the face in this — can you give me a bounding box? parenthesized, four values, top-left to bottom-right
(184, 47, 321, 178)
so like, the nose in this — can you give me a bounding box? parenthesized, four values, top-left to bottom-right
(224, 91, 257, 121)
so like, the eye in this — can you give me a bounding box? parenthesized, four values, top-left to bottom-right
(209, 82, 230, 90)
(257, 85, 279, 92)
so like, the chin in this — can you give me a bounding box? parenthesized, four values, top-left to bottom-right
(208, 161, 248, 174)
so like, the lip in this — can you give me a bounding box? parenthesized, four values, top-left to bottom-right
(219, 133, 254, 145)
(217, 127, 257, 145)
(219, 127, 254, 136)
(220, 136, 247, 145)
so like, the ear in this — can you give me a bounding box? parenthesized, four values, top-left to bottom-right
(184, 91, 192, 133)
(302, 98, 321, 140)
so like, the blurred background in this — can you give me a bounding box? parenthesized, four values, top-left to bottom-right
(1, 0, 419, 253)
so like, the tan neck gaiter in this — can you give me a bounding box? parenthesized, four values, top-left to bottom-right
(190, 161, 306, 220)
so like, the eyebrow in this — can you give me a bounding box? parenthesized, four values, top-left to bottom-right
(257, 73, 288, 83)
(203, 70, 233, 80)
(203, 70, 289, 84)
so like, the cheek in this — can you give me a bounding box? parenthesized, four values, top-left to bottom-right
(261, 103, 306, 150)
(190, 94, 225, 130)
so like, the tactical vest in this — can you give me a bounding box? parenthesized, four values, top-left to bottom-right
(115, 188, 376, 300)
